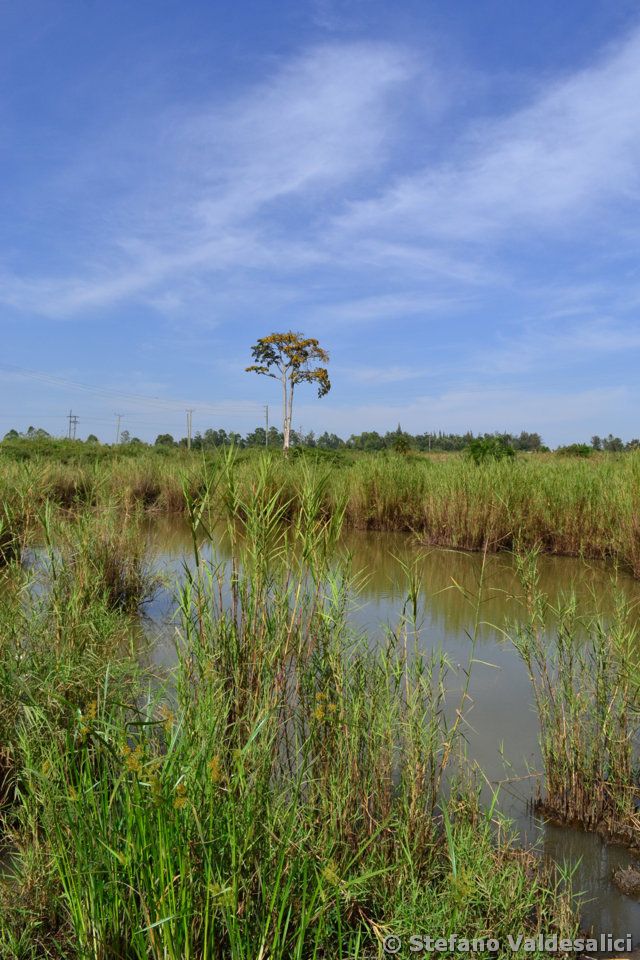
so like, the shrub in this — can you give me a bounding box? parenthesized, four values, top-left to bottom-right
(466, 436, 515, 465)
(555, 444, 592, 458)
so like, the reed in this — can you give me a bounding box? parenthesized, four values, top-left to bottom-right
(0, 544, 141, 809)
(0, 476, 577, 958)
(39, 501, 157, 613)
(2, 447, 640, 574)
(0, 506, 23, 567)
(507, 548, 640, 838)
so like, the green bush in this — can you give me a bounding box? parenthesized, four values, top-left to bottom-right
(555, 444, 592, 458)
(466, 436, 515, 465)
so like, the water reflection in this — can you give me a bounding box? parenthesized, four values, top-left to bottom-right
(147, 518, 640, 636)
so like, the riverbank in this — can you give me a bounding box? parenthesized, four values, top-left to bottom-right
(2, 443, 640, 576)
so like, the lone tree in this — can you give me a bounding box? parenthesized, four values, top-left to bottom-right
(246, 332, 330, 453)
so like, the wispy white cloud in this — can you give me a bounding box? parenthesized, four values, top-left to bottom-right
(309, 0, 345, 31)
(336, 29, 640, 244)
(191, 43, 415, 223)
(7, 27, 640, 324)
(0, 42, 417, 318)
(294, 385, 632, 444)
(460, 317, 640, 378)
(336, 363, 425, 385)
(305, 292, 470, 327)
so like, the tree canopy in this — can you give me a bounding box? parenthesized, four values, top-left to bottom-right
(246, 331, 331, 452)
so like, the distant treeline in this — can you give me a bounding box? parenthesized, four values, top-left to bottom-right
(148, 427, 550, 452)
(4, 425, 639, 452)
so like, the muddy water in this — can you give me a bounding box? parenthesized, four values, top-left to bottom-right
(145, 519, 640, 946)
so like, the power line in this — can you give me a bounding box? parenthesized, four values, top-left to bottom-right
(0, 362, 264, 416)
(114, 413, 123, 445)
(0, 412, 265, 424)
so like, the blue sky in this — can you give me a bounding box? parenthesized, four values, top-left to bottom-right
(2, 0, 640, 445)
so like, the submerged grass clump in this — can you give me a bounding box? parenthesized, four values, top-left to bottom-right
(40, 501, 157, 613)
(508, 549, 640, 839)
(0, 472, 578, 958)
(0, 506, 23, 567)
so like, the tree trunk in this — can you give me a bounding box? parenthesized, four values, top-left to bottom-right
(286, 380, 295, 454)
(282, 372, 290, 454)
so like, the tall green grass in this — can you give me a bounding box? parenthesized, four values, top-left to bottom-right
(0, 557, 145, 900)
(2, 447, 640, 574)
(0, 506, 22, 567)
(507, 548, 640, 838)
(0, 472, 577, 958)
(42, 502, 157, 613)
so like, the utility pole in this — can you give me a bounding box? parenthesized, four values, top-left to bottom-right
(67, 410, 79, 440)
(186, 409, 194, 451)
(115, 413, 123, 445)
(264, 404, 269, 447)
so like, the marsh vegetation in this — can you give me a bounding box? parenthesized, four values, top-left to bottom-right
(0, 446, 639, 956)
(1, 441, 640, 573)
